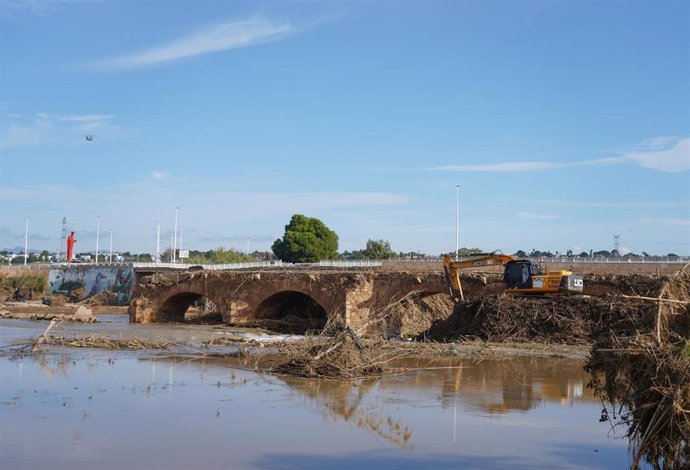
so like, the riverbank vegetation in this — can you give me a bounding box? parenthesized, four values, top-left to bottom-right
(0, 272, 47, 301)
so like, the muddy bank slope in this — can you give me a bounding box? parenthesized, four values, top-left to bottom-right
(424, 272, 689, 345)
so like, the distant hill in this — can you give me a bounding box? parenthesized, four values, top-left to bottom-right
(1, 246, 45, 254)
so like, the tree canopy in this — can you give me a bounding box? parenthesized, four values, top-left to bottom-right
(185, 247, 252, 264)
(363, 239, 397, 259)
(272, 214, 339, 263)
(457, 247, 483, 257)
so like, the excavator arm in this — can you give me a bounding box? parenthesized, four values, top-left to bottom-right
(442, 254, 515, 300)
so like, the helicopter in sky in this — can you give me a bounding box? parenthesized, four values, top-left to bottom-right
(84, 134, 95, 142)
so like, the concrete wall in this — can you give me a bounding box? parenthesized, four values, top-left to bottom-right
(49, 265, 134, 304)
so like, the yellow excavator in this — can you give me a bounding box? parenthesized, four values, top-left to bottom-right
(442, 253, 584, 301)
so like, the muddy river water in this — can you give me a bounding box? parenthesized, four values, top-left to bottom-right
(0, 316, 637, 469)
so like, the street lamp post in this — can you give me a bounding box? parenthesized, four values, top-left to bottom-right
(156, 221, 161, 263)
(24, 216, 29, 266)
(178, 227, 183, 265)
(95, 216, 100, 264)
(173, 207, 179, 264)
(455, 185, 460, 261)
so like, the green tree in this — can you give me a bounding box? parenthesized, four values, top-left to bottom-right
(515, 250, 528, 258)
(530, 250, 554, 258)
(457, 247, 483, 257)
(272, 214, 339, 263)
(363, 239, 397, 259)
(210, 247, 251, 263)
(341, 250, 366, 260)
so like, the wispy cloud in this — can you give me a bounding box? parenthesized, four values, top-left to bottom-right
(92, 16, 295, 71)
(537, 200, 687, 209)
(623, 137, 689, 173)
(150, 170, 170, 181)
(641, 218, 690, 227)
(1, 117, 56, 147)
(0, 112, 116, 147)
(0, 0, 102, 17)
(429, 136, 689, 173)
(0, 226, 50, 242)
(431, 157, 623, 172)
(38, 113, 115, 123)
(517, 211, 561, 220)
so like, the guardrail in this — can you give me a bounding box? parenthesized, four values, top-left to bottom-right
(132, 261, 284, 270)
(317, 260, 383, 268)
(132, 260, 383, 270)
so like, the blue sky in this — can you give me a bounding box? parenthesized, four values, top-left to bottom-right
(0, 0, 688, 256)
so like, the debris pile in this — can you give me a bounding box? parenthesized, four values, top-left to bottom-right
(80, 291, 117, 306)
(274, 322, 384, 379)
(252, 313, 326, 335)
(583, 273, 670, 297)
(44, 335, 171, 350)
(42, 294, 68, 307)
(421, 271, 689, 345)
(369, 293, 454, 339)
(586, 270, 690, 470)
(0, 307, 97, 323)
(587, 338, 689, 469)
(424, 295, 667, 344)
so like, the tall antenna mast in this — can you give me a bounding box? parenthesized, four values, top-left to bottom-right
(613, 234, 621, 255)
(156, 221, 160, 263)
(57, 217, 67, 260)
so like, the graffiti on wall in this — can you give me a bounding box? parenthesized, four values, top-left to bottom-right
(49, 266, 134, 304)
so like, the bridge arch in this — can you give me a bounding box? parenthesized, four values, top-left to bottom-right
(157, 290, 223, 323)
(253, 290, 329, 334)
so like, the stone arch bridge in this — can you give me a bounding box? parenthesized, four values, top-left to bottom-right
(128, 268, 483, 332)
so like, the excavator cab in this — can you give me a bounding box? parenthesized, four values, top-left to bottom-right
(503, 260, 542, 289)
(504, 261, 583, 295)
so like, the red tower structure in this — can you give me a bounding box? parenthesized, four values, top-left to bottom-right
(67, 232, 77, 262)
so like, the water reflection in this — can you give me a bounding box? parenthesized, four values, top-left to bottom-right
(280, 376, 414, 448)
(0, 330, 628, 469)
(379, 355, 592, 414)
(267, 355, 594, 454)
(36, 352, 71, 378)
